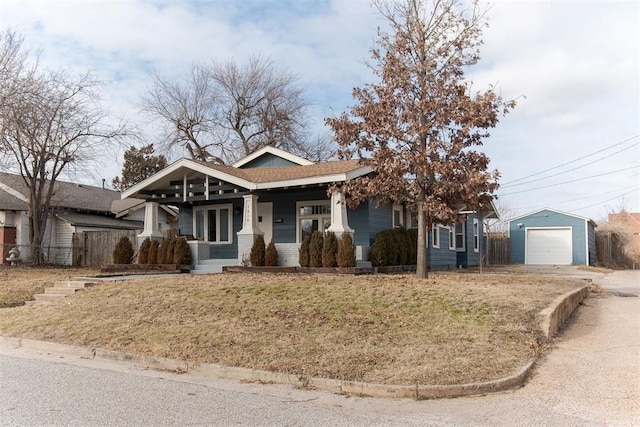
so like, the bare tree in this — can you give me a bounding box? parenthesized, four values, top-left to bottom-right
(0, 30, 129, 264)
(326, 0, 515, 278)
(141, 55, 318, 164)
(141, 64, 225, 163)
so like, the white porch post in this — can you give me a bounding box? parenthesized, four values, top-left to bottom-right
(237, 194, 263, 264)
(137, 201, 163, 245)
(327, 190, 354, 239)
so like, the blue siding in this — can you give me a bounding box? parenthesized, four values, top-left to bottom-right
(455, 214, 483, 268)
(178, 205, 193, 236)
(509, 209, 594, 265)
(428, 226, 457, 270)
(240, 154, 298, 169)
(368, 202, 393, 245)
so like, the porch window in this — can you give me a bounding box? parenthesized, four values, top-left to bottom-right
(473, 218, 480, 252)
(431, 225, 440, 248)
(297, 201, 330, 242)
(194, 204, 232, 244)
(455, 223, 465, 251)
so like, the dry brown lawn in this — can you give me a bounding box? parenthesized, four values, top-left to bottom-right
(0, 268, 589, 385)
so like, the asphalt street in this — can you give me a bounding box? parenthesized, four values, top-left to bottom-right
(1, 268, 638, 426)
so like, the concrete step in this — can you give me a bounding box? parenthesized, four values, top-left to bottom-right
(44, 287, 79, 295)
(191, 259, 237, 274)
(33, 293, 68, 302)
(32, 281, 94, 303)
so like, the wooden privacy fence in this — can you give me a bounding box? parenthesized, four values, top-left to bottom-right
(486, 236, 510, 265)
(72, 230, 140, 267)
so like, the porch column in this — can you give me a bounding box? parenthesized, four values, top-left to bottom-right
(237, 194, 263, 265)
(137, 201, 163, 245)
(327, 190, 354, 239)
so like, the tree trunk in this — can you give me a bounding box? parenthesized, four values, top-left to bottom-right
(416, 199, 428, 279)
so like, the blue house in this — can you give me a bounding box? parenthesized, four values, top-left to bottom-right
(508, 208, 597, 265)
(122, 146, 494, 272)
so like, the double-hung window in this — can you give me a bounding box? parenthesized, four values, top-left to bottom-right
(448, 226, 455, 250)
(194, 204, 233, 244)
(455, 223, 465, 251)
(431, 226, 440, 248)
(473, 218, 480, 252)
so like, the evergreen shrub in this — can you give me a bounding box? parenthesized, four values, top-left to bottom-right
(113, 236, 135, 264)
(322, 231, 338, 267)
(148, 240, 159, 264)
(309, 231, 324, 268)
(250, 235, 266, 266)
(299, 235, 311, 267)
(173, 238, 193, 265)
(163, 237, 176, 264)
(265, 239, 278, 266)
(337, 233, 356, 268)
(138, 237, 151, 264)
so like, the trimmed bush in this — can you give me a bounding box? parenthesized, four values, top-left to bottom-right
(299, 235, 311, 267)
(337, 233, 356, 268)
(370, 229, 396, 266)
(148, 240, 159, 264)
(322, 231, 338, 267)
(113, 236, 135, 264)
(265, 239, 278, 267)
(250, 235, 266, 266)
(173, 238, 193, 265)
(138, 237, 151, 264)
(309, 231, 324, 268)
(163, 237, 176, 264)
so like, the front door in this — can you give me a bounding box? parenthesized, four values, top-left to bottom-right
(258, 202, 273, 243)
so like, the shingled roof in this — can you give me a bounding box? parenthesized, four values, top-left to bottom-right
(0, 172, 121, 213)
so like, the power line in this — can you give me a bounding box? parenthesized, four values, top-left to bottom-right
(568, 187, 639, 214)
(499, 165, 639, 196)
(501, 140, 640, 188)
(501, 134, 640, 186)
(512, 183, 640, 210)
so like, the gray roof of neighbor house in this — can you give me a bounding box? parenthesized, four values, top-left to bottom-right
(55, 212, 143, 230)
(0, 172, 121, 213)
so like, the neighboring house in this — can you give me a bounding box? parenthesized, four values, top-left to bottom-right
(508, 208, 597, 266)
(607, 211, 640, 263)
(121, 146, 495, 272)
(0, 172, 176, 265)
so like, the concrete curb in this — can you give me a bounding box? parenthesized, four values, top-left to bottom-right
(0, 284, 590, 400)
(538, 284, 591, 340)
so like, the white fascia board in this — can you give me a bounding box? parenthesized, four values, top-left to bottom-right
(121, 159, 255, 199)
(232, 146, 315, 168)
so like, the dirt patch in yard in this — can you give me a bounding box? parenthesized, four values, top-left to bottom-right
(0, 269, 588, 386)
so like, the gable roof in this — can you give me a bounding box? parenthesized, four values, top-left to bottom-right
(231, 146, 315, 168)
(0, 172, 121, 213)
(121, 157, 372, 200)
(508, 207, 597, 227)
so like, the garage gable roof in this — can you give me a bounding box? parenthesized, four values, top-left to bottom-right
(508, 207, 597, 227)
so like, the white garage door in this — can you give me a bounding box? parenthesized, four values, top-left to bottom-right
(526, 228, 572, 265)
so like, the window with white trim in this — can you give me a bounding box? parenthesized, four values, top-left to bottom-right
(449, 226, 455, 250)
(455, 222, 465, 251)
(297, 200, 331, 242)
(408, 211, 418, 229)
(393, 205, 403, 228)
(431, 226, 440, 248)
(473, 218, 480, 252)
(193, 204, 233, 244)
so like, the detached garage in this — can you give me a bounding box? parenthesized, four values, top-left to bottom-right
(509, 208, 597, 265)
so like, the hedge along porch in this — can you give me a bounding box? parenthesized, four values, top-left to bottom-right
(121, 146, 495, 272)
(508, 208, 597, 266)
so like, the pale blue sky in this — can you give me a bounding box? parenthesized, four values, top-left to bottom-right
(1, 0, 638, 222)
